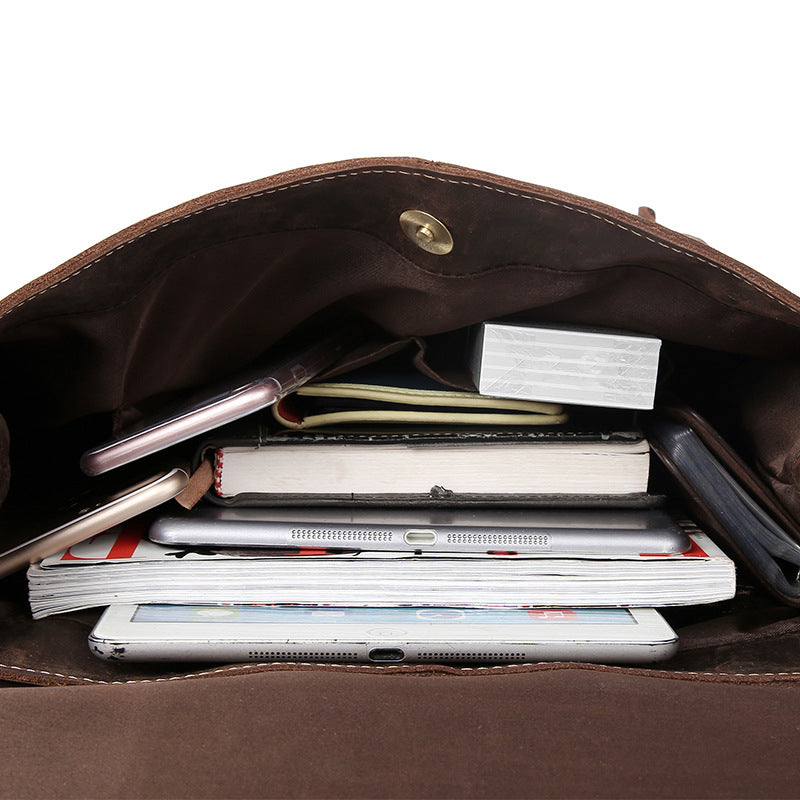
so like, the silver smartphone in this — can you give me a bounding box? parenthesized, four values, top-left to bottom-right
(148, 507, 691, 555)
(0, 467, 188, 578)
(80, 329, 353, 476)
(88, 604, 679, 664)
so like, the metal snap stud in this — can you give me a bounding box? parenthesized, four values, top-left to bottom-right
(399, 210, 453, 255)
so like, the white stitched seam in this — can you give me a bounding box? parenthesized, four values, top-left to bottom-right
(4, 169, 797, 317)
(4, 661, 800, 685)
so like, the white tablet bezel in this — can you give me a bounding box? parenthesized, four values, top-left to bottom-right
(89, 604, 678, 664)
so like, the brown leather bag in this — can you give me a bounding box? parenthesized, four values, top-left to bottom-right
(2, 158, 800, 798)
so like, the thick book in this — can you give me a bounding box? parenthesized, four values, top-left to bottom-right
(210, 429, 652, 502)
(26, 520, 736, 618)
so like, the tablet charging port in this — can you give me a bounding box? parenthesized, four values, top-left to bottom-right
(404, 529, 437, 545)
(368, 648, 405, 663)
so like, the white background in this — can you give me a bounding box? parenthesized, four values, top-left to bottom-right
(2, 1, 798, 300)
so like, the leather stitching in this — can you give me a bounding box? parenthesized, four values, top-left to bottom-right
(5, 169, 799, 317)
(4, 660, 800, 685)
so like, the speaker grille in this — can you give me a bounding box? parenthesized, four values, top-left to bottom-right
(247, 650, 360, 660)
(445, 532, 550, 547)
(417, 651, 527, 662)
(290, 528, 394, 542)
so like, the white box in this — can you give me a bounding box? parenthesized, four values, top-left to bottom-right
(471, 322, 661, 410)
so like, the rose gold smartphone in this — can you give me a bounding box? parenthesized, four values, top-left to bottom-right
(0, 466, 188, 578)
(80, 329, 354, 476)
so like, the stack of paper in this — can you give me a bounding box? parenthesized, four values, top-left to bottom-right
(471, 322, 661, 410)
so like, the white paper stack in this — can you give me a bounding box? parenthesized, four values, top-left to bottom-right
(27, 523, 735, 618)
(471, 322, 661, 410)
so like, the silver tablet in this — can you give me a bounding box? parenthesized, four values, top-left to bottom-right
(148, 507, 691, 555)
(88, 604, 679, 664)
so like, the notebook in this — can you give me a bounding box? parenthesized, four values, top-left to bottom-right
(272, 368, 567, 429)
(210, 428, 652, 502)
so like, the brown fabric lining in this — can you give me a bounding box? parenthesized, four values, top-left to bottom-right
(0, 413, 8, 506)
(736, 361, 800, 518)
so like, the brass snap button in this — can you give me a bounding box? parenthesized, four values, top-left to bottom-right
(399, 210, 453, 255)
